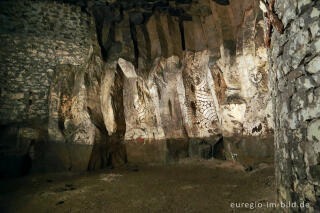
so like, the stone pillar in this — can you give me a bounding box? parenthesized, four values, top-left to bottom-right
(268, 0, 320, 212)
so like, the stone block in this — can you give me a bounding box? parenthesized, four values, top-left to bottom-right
(307, 119, 320, 142)
(223, 136, 274, 168)
(199, 144, 212, 159)
(188, 138, 203, 158)
(310, 165, 320, 180)
(125, 140, 167, 164)
(37, 141, 93, 172)
(295, 75, 317, 91)
(306, 56, 320, 74)
(166, 138, 189, 162)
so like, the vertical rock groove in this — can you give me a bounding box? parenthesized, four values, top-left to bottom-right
(179, 19, 186, 51)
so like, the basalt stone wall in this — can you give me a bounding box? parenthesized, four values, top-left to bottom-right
(268, 0, 320, 212)
(112, 0, 274, 166)
(0, 0, 275, 174)
(0, 0, 92, 124)
(0, 0, 100, 175)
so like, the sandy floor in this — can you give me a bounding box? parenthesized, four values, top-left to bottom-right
(0, 159, 277, 213)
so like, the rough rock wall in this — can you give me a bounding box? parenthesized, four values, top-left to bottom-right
(182, 51, 221, 138)
(46, 49, 128, 171)
(212, 1, 273, 137)
(269, 0, 320, 211)
(115, 0, 273, 141)
(0, 0, 129, 173)
(0, 0, 92, 123)
(118, 51, 220, 140)
(113, 0, 274, 166)
(0, 0, 272, 139)
(0, 0, 275, 173)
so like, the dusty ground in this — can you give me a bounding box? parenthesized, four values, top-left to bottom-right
(0, 159, 277, 213)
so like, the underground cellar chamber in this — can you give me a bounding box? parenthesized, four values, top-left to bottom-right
(0, 0, 320, 212)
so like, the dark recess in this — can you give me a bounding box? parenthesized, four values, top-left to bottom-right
(129, 21, 140, 68)
(223, 39, 236, 56)
(179, 19, 186, 51)
(191, 84, 195, 93)
(0, 125, 32, 178)
(157, 86, 161, 100)
(168, 99, 173, 118)
(252, 123, 262, 133)
(190, 101, 196, 115)
(212, 137, 226, 160)
(212, 0, 230, 6)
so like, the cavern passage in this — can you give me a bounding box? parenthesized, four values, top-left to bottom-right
(0, 0, 319, 212)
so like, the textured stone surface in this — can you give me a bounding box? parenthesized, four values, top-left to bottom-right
(47, 64, 96, 171)
(268, 0, 320, 211)
(0, 0, 92, 124)
(306, 56, 320, 74)
(0, 0, 274, 173)
(224, 136, 274, 168)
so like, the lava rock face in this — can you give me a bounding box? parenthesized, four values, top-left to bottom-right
(268, 0, 320, 211)
(0, 0, 274, 174)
